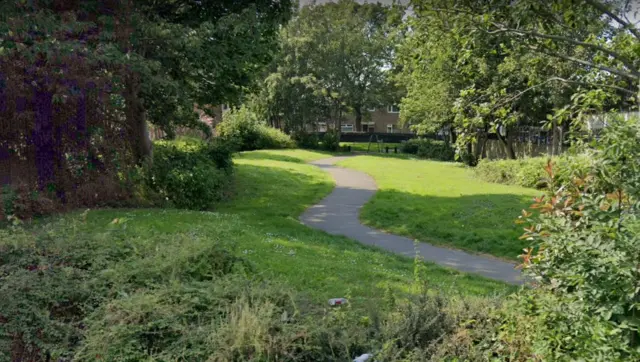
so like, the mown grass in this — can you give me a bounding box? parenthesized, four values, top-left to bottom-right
(338, 156, 540, 260)
(32, 149, 509, 305)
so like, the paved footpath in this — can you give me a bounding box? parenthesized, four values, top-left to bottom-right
(300, 157, 523, 284)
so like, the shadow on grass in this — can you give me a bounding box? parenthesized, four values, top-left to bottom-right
(360, 189, 535, 260)
(236, 151, 308, 163)
(236, 149, 337, 163)
(76, 160, 515, 298)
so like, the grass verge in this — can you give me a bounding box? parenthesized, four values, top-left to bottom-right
(338, 156, 540, 260)
(1, 149, 513, 360)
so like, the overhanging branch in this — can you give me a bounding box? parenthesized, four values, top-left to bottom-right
(583, 0, 640, 40)
(532, 46, 638, 81)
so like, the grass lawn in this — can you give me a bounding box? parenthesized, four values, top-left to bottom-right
(22, 149, 509, 307)
(338, 156, 540, 260)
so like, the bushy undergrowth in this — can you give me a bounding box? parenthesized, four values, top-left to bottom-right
(321, 129, 341, 151)
(475, 154, 592, 189)
(457, 117, 640, 360)
(400, 139, 455, 161)
(0, 214, 501, 361)
(217, 107, 295, 151)
(291, 130, 320, 149)
(144, 140, 234, 210)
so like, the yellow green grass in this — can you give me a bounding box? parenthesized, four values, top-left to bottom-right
(338, 156, 540, 260)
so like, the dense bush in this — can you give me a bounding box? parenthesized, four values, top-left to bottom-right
(292, 130, 320, 149)
(144, 140, 233, 210)
(320, 129, 341, 151)
(475, 154, 592, 189)
(461, 117, 640, 360)
(216, 107, 295, 151)
(400, 139, 455, 161)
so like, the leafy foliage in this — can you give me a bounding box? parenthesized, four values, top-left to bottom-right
(399, 139, 455, 161)
(216, 107, 295, 151)
(476, 154, 592, 189)
(399, 0, 639, 163)
(489, 117, 640, 360)
(321, 130, 341, 152)
(144, 140, 233, 210)
(0, 0, 293, 219)
(292, 130, 321, 149)
(253, 0, 404, 132)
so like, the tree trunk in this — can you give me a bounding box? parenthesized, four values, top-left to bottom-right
(474, 131, 486, 161)
(124, 73, 152, 164)
(506, 130, 517, 159)
(449, 126, 457, 144)
(497, 126, 516, 159)
(354, 106, 362, 132)
(33, 88, 54, 190)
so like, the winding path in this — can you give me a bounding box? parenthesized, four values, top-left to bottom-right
(300, 157, 523, 284)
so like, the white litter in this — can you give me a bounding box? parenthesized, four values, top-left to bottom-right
(328, 298, 348, 306)
(353, 353, 373, 362)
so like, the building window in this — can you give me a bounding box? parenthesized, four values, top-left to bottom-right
(387, 124, 395, 133)
(367, 107, 376, 112)
(341, 124, 354, 133)
(362, 123, 375, 133)
(387, 105, 400, 113)
(221, 104, 230, 112)
(317, 122, 327, 132)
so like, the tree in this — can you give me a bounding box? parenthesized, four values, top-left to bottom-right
(256, 0, 403, 133)
(0, 0, 293, 164)
(414, 0, 639, 114)
(399, 0, 633, 162)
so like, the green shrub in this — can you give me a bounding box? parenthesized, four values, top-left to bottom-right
(216, 107, 294, 151)
(476, 154, 592, 189)
(473, 117, 640, 360)
(400, 138, 455, 161)
(256, 124, 296, 150)
(292, 130, 320, 149)
(145, 141, 233, 210)
(321, 129, 340, 151)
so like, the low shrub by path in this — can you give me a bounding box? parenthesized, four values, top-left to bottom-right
(475, 154, 592, 189)
(338, 156, 539, 260)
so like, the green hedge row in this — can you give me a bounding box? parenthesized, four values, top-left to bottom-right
(400, 138, 455, 161)
(475, 154, 592, 189)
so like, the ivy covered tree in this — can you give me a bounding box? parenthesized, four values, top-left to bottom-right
(0, 0, 293, 166)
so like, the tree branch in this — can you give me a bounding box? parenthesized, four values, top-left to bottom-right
(489, 27, 640, 77)
(546, 76, 636, 95)
(583, 0, 640, 40)
(532, 46, 638, 81)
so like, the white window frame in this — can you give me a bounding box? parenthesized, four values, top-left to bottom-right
(367, 107, 376, 112)
(387, 124, 395, 133)
(341, 124, 354, 132)
(221, 104, 230, 112)
(387, 105, 400, 113)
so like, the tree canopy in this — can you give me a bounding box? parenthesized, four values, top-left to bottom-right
(0, 0, 293, 163)
(254, 0, 404, 133)
(399, 0, 639, 163)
